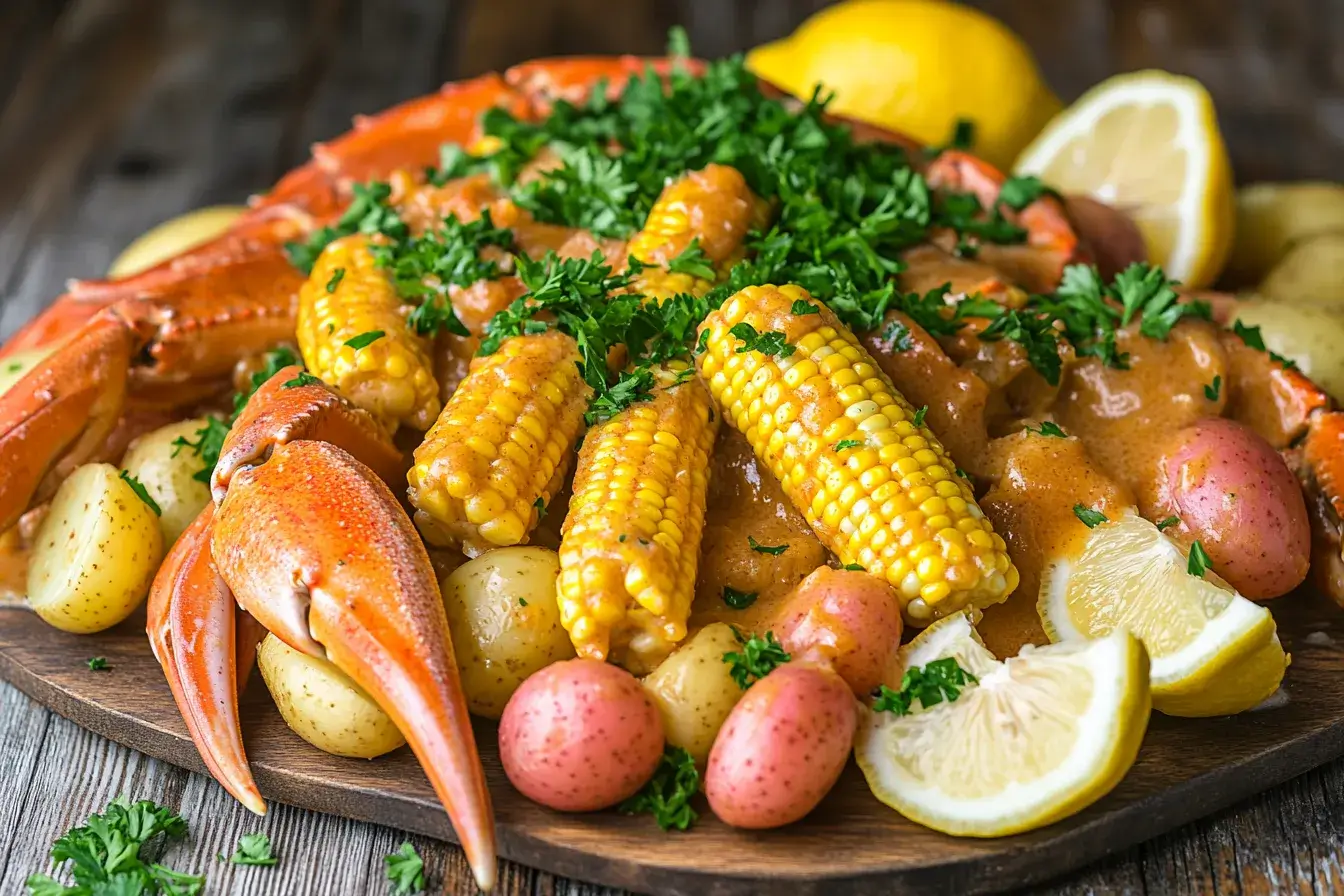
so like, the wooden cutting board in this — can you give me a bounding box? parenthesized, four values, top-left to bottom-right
(2, 591, 1343, 896)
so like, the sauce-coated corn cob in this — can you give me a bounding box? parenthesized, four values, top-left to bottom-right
(297, 234, 440, 432)
(696, 284, 1019, 624)
(557, 362, 718, 671)
(627, 164, 766, 299)
(408, 330, 590, 554)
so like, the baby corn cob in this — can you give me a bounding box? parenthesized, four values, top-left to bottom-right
(557, 361, 719, 671)
(627, 164, 767, 300)
(297, 234, 440, 432)
(408, 330, 590, 555)
(696, 284, 1018, 624)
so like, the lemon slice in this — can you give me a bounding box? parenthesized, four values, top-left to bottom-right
(855, 612, 1149, 837)
(108, 205, 247, 279)
(1039, 513, 1286, 717)
(1014, 71, 1234, 288)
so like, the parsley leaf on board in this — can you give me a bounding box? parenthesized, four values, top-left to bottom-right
(384, 843, 425, 896)
(227, 833, 277, 867)
(87, 657, 110, 672)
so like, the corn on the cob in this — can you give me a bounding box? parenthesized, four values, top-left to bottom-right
(409, 330, 590, 554)
(696, 284, 1018, 624)
(297, 234, 440, 432)
(557, 361, 718, 671)
(627, 164, 767, 299)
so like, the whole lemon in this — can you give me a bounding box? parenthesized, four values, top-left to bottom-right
(747, 0, 1060, 169)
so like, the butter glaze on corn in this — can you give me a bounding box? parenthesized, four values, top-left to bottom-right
(408, 330, 590, 555)
(627, 164, 767, 300)
(297, 234, 440, 432)
(557, 361, 718, 671)
(696, 284, 1018, 623)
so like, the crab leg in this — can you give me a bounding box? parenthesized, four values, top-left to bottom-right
(213, 439, 496, 887)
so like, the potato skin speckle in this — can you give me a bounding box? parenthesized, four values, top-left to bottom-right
(705, 662, 856, 828)
(498, 659, 663, 811)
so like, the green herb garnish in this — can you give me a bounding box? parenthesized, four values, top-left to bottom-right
(1204, 375, 1222, 401)
(1073, 504, 1108, 528)
(120, 472, 161, 517)
(747, 536, 788, 556)
(834, 438, 864, 452)
(325, 267, 345, 293)
(86, 657, 109, 672)
(728, 322, 794, 358)
(345, 330, 386, 351)
(1188, 540, 1212, 578)
(383, 843, 425, 896)
(1024, 421, 1067, 438)
(1156, 516, 1181, 531)
(620, 746, 700, 831)
(722, 586, 758, 610)
(871, 657, 976, 715)
(791, 299, 821, 315)
(283, 371, 323, 389)
(723, 629, 789, 689)
(228, 833, 277, 867)
(912, 405, 928, 427)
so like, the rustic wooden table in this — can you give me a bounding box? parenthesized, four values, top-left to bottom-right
(3, 1, 1343, 893)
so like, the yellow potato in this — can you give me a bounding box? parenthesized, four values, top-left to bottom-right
(1226, 182, 1344, 287)
(1258, 232, 1344, 308)
(0, 347, 55, 397)
(1230, 298, 1344, 399)
(120, 418, 214, 545)
(440, 546, 575, 718)
(257, 634, 406, 759)
(27, 463, 164, 633)
(642, 622, 745, 765)
(107, 205, 247, 279)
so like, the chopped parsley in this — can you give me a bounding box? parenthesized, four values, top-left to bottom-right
(620, 746, 700, 831)
(284, 181, 406, 274)
(1024, 420, 1067, 438)
(723, 628, 790, 689)
(667, 240, 716, 280)
(1204, 375, 1222, 401)
(227, 833, 277, 866)
(791, 299, 821, 315)
(722, 586, 758, 610)
(533, 496, 547, 520)
(843, 563, 866, 571)
(728, 322, 794, 358)
(1073, 504, 1108, 528)
(120, 472, 161, 517)
(834, 438, 864, 452)
(1188, 540, 1213, 578)
(86, 657, 109, 672)
(283, 371, 323, 389)
(345, 330, 385, 351)
(912, 405, 928, 427)
(871, 657, 976, 715)
(24, 797, 202, 895)
(1232, 319, 1299, 370)
(384, 843, 425, 895)
(325, 267, 345, 293)
(997, 175, 1055, 211)
(747, 535, 788, 555)
(1156, 516, 1181, 531)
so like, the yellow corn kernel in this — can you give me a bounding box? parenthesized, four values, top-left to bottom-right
(626, 164, 768, 300)
(557, 362, 718, 672)
(408, 330, 589, 555)
(297, 234, 440, 432)
(696, 284, 1018, 624)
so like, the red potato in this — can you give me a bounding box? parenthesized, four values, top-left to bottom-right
(498, 659, 664, 812)
(1153, 417, 1310, 598)
(772, 567, 904, 696)
(705, 663, 857, 829)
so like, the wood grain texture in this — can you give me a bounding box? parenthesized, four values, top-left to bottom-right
(3, 1, 1344, 894)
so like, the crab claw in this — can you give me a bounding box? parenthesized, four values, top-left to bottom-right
(211, 439, 496, 888)
(0, 310, 135, 531)
(147, 503, 267, 815)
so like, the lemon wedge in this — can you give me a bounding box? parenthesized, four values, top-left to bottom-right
(855, 611, 1149, 837)
(1039, 513, 1286, 717)
(108, 205, 247, 279)
(1014, 71, 1234, 288)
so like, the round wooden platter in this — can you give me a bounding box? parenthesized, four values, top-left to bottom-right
(3, 592, 1344, 896)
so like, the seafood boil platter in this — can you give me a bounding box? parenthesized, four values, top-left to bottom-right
(6, 24, 1344, 896)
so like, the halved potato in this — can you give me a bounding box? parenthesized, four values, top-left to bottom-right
(257, 634, 406, 759)
(1258, 232, 1344, 308)
(107, 205, 246, 279)
(1227, 182, 1344, 287)
(642, 622, 745, 764)
(440, 546, 575, 718)
(27, 463, 164, 633)
(120, 418, 214, 545)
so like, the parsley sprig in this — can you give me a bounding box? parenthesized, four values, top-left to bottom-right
(722, 628, 790, 689)
(383, 843, 425, 895)
(620, 746, 700, 831)
(24, 797, 203, 895)
(872, 657, 977, 715)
